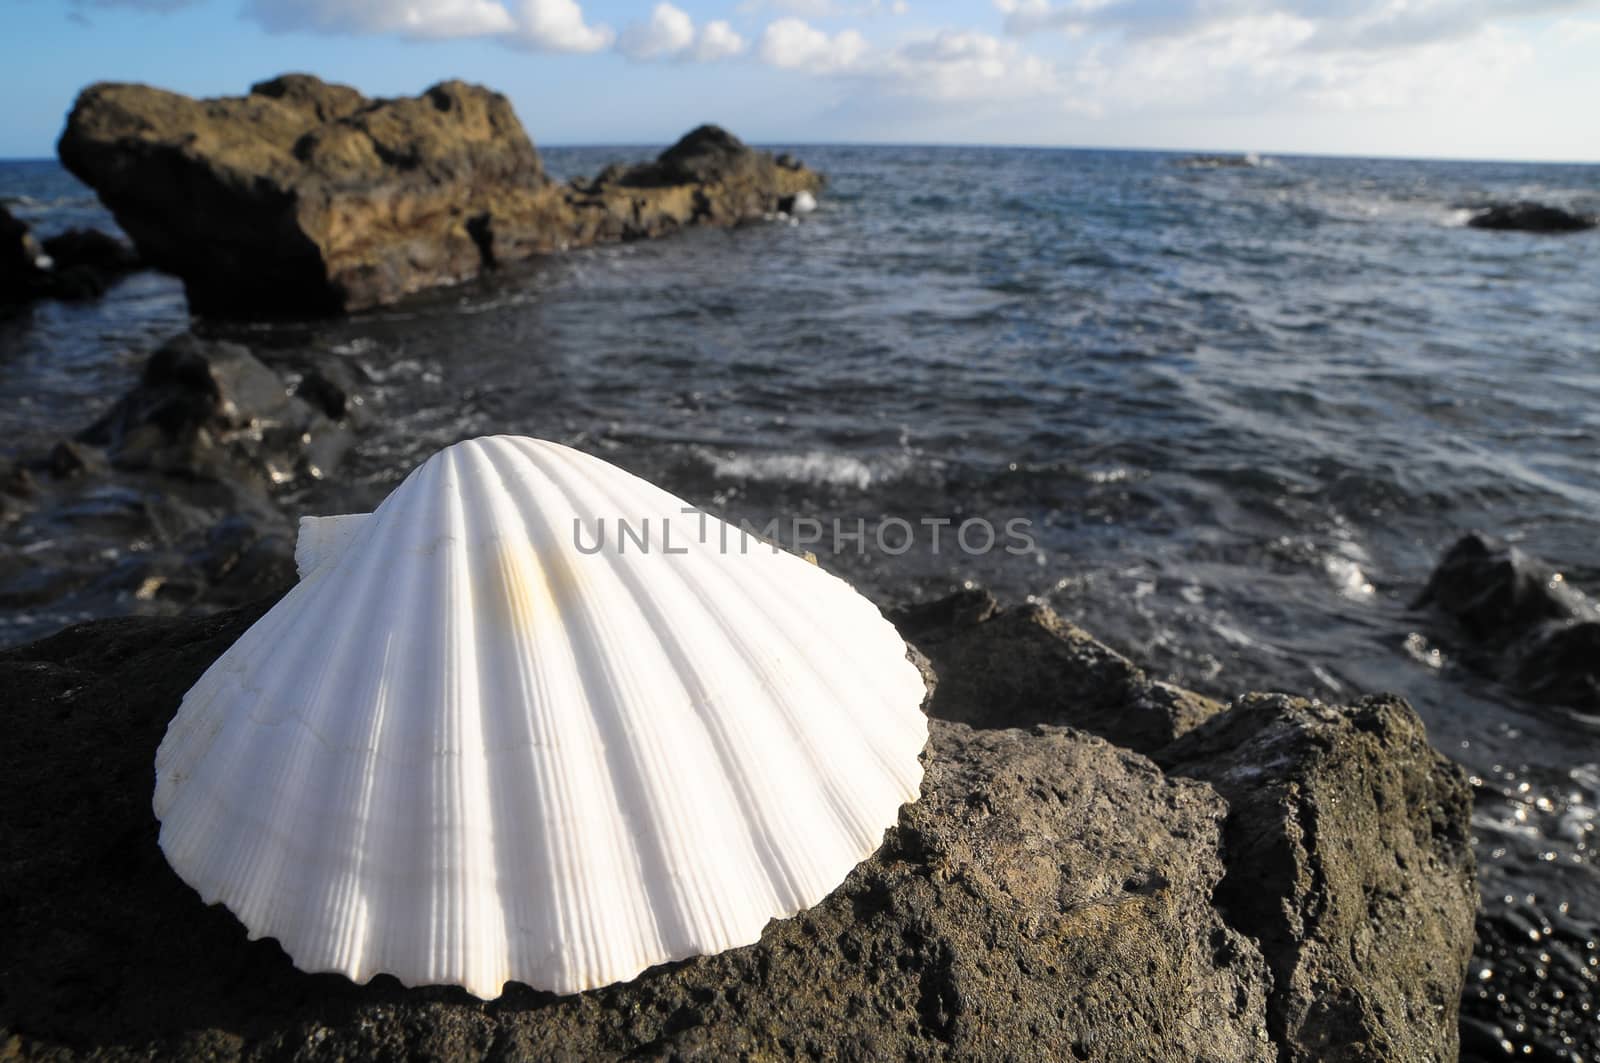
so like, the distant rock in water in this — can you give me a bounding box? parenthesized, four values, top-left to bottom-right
(57, 75, 824, 318)
(1179, 153, 1261, 169)
(1466, 202, 1596, 233)
(1414, 532, 1599, 710)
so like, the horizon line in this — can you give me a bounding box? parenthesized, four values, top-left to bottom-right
(4, 140, 1599, 169)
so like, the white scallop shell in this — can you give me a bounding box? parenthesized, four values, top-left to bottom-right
(153, 436, 927, 998)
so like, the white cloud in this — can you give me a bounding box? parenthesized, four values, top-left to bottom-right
(690, 19, 748, 59)
(758, 17, 869, 71)
(245, 0, 517, 38)
(883, 30, 1068, 102)
(617, 2, 695, 57)
(755, 20, 1080, 109)
(242, 0, 617, 47)
(740, 0, 907, 17)
(507, 0, 612, 51)
(617, 4, 747, 61)
(997, 0, 1600, 48)
(1061, 11, 1536, 116)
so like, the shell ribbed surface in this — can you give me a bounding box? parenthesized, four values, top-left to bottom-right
(153, 436, 928, 998)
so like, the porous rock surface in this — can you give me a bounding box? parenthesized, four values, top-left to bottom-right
(57, 75, 822, 317)
(893, 588, 1225, 754)
(0, 590, 1475, 1061)
(1160, 693, 1477, 1062)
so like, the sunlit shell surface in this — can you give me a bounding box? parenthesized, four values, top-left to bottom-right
(153, 436, 928, 998)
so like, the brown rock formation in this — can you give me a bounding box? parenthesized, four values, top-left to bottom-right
(57, 75, 822, 318)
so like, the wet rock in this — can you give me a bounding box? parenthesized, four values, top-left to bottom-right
(898, 594, 1224, 755)
(1417, 533, 1588, 638)
(1468, 203, 1596, 234)
(3, 203, 44, 267)
(1159, 693, 1477, 1063)
(293, 366, 350, 421)
(1, 456, 36, 501)
(44, 439, 108, 480)
(1415, 533, 1599, 711)
(42, 227, 140, 275)
(0, 603, 1271, 1061)
(1512, 619, 1600, 708)
(1, 203, 49, 305)
(1, 205, 139, 305)
(77, 332, 352, 487)
(59, 76, 823, 317)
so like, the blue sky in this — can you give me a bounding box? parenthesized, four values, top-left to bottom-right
(4, 0, 1599, 161)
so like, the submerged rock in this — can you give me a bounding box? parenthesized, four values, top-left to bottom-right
(58, 75, 823, 318)
(42, 227, 141, 276)
(0, 333, 366, 640)
(0, 589, 1475, 1060)
(77, 332, 352, 487)
(1467, 202, 1596, 233)
(1415, 532, 1599, 710)
(1, 204, 140, 306)
(2, 203, 47, 299)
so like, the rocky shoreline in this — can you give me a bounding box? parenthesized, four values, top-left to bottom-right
(2, 585, 1475, 1060)
(56, 75, 822, 318)
(11, 71, 1597, 1059)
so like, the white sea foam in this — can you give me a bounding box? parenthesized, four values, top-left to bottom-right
(708, 450, 907, 490)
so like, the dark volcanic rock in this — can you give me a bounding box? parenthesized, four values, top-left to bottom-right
(42, 226, 141, 275)
(2, 203, 46, 298)
(78, 332, 352, 486)
(58, 76, 823, 317)
(1415, 532, 1599, 710)
(901, 594, 1225, 754)
(1467, 202, 1596, 233)
(1159, 693, 1477, 1063)
(0, 333, 357, 631)
(0, 588, 1480, 1060)
(2, 205, 140, 305)
(2, 603, 1278, 1061)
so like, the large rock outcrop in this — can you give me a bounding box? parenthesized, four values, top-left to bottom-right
(0, 589, 1475, 1060)
(57, 75, 823, 317)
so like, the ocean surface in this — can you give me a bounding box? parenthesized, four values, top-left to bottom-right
(3, 146, 1597, 1054)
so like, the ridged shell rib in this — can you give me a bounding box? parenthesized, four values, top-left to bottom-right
(154, 436, 928, 998)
